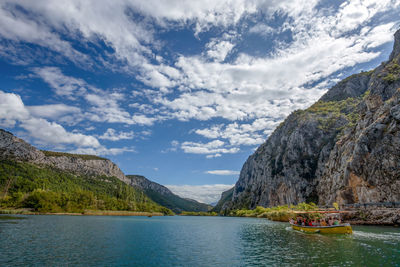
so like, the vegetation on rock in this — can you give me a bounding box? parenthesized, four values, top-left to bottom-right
(228, 202, 319, 222)
(127, 175, 211, 214)
(41, 150, 107, 160)
(0, 160, 173, 215)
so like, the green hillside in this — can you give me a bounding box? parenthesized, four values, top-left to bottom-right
(127, 175, 211, 214)
(0, 160, 173, 215)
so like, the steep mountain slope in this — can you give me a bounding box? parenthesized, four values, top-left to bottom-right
(218, 29, 400, 211)
(0, 129, 129, 184)
(127, 175, 211, 213)
(0, 129, 171, 214)
(212, 187, 234, 213)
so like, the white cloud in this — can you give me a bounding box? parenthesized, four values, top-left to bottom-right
(206, 170, 240, 175)
(27, 104, 81, 119)
(206, 40, 235, 62)
(69, 146, 135, 156)
(166, 184, 235, 204)
(34, 67, 157, 126)
(21, 117, 100, 147)
(33, 67, 90, 98)
(98, 128, 134, 141)
(249, 24, 275, 37)
(181, 140, 239, 157)
(1, 0, 399, 160)
(0, 3, 88, 65)
(0, 91, 29, 127)
(0, 90, 100, 148)
(194, 118, 280, 147)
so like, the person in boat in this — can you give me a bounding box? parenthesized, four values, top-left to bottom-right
(328, 217, 334, 226)
(333, 217, 340, 225)
(320, 219, 327, 226)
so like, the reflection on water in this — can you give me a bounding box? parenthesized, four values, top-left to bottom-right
(0, 215, 399, 266)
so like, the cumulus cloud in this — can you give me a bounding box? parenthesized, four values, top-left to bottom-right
(166, 184, 235, 204)
(98, 128, 134, 141)
(35, 67, 157, 126)
(0, 91, 29, 127)
(249, 24, 275, 37)
(1, 0, 399, 159)
(206, 39, 235, 62)
(33, 67, 90, 98)
(206, 170, 240, 175)
(21, 117, 100, 147)
(69, 146, 135, 156)
(0, 90, 100, 148)
(181, 140, 239, 157)
(27, 104, 81, 120)
(0, 2, 88, 66)
(194, 118, 280, 147)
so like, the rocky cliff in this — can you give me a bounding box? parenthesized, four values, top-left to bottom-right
(127, 175, 211, 213)
(0, 129, 129, 184)
(220, 29, 400, 212)
(128, 175, 173, 195)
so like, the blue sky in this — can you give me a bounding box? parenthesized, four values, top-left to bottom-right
(0, 0, 399, 203)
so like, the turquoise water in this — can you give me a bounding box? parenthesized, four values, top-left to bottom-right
(0, 215, 399, 266)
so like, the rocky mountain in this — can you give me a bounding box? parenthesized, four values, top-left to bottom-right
(218, 29, 400, 212)
(127, 175, 211, 213)
(0, 129, 208, 213)
(212, 187, 234, 213)
(0, 129, 129, 184)
(0, 129, 172, 214)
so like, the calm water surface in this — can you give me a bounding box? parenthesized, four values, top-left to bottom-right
(0, 215, 399, 266)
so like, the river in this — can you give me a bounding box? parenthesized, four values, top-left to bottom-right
(0, 215, 399, 266)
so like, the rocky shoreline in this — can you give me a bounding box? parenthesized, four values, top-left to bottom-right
(341, 207, 400, 226)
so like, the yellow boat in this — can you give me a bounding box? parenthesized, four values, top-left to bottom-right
(290, 223, 352, 234)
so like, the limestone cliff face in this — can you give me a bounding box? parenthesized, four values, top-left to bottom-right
(220, 29, 400, 211)
(0, 130, 45, 162)
(318, 79, 400, 205)
(0, 129, 128, 183)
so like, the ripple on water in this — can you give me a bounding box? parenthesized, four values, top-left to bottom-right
(0, 216, 399, 266)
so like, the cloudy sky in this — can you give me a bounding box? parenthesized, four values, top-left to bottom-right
(0, 0, 399, 204)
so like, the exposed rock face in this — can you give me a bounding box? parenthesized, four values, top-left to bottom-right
(318, 87, 400, 205)
(0, 129, 128, 183)
(220, 29, 400, 211)
(0, 129, 45, 162)
(128, 175, 172, 195)
(212, 187, 234, 213)
(319, 73, 370, 102)
(43, 156, 129, 183)
(342, 207, 400, 225)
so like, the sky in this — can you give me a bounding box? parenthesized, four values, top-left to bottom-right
(0, 0, 399, 204)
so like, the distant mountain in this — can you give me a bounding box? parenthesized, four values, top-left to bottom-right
(127, 175, 211, 214)
(212, 187, 234, 213)
(0, 129, 172, 214)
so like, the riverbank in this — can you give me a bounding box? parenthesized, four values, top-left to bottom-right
(231, 207, 400, 226)
(0, 208, 164, 216)
(192, 202, 400, 226)
(341, 208, 400, 226)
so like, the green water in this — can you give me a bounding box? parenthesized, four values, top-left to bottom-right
(0, 215, 399, 266)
